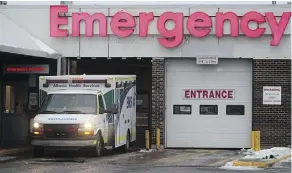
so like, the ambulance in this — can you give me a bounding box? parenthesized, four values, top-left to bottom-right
(30, 75, 136, 157)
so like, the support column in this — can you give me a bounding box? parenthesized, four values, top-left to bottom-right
(60, 57, 68, 75)
(151, 58, 165, 148)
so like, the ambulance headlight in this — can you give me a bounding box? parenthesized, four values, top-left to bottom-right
(84, 123, 93, 129)
(33, 122, 40, 128)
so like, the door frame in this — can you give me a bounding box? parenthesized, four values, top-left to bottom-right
(1, 82, 28, 146)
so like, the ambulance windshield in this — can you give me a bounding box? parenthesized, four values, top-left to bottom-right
(39, 94, 97, 114)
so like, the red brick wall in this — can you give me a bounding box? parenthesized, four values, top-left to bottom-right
(151, 58, 165, 145)
(253, 59, 291, 147)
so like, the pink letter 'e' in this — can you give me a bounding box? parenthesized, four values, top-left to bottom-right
(216, 12, 239, 37)
(50, 5, 68, 37)
(157, 12, 184, 48)
(187, 12, 212, 37)
(111, 12, 136, 38)
(241, 11, 266, 38)
(266, 12, 291, 46)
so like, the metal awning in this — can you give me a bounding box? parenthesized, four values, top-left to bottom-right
(0, 13, 61, 59)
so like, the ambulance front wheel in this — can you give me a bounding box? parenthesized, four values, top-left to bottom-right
(93, 133, 104, 157)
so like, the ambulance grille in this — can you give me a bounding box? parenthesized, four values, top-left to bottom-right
(43, 124, 79, 139)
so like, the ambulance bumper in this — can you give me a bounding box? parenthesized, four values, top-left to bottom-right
(31, 139, 96, 147)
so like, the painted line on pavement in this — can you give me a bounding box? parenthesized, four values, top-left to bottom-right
(233, 154, 292, 168)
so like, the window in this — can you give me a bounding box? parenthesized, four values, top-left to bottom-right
(200, 105, 218, 115)
(4, 84, 27, 115)
(226, 105, 245, 115)
(98, 95, 105, 113)
(4, 85, 15, 113)
(39, 94, 97, 114)
(173, 105, 192, 115)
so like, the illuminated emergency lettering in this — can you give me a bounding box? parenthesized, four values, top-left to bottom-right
(184, 89, 235, 100)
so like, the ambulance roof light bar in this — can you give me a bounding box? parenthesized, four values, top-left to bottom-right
(43, 79, 111, 88)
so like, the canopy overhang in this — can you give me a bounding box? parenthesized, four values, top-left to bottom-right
(0, 13, 61, 59)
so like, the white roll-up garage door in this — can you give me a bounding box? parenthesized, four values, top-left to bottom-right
(165, 58, 252, 148)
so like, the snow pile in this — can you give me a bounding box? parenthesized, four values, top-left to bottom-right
(220, 147, 291, 170)
(240, 147, 291, 160)
(220, 162, 264, 171)
(139, 149, 156, 153)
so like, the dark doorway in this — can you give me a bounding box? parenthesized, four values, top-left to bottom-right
(70, 58, 152, 148)
(0, 52, 57, 148)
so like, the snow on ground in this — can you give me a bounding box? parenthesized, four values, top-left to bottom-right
(220, 162, 264, 171)
(139, 149, 156, 153)
(220, 147, 291, 170)
(240, 147, 291, 160)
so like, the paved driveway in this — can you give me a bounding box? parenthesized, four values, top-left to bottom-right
(0, 149, 290, 173)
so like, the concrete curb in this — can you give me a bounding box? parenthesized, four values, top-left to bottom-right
(232, 154, 292, 168)
(0, 147, 32, 156)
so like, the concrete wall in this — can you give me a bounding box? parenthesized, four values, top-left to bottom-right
(0, 5, 290, 58)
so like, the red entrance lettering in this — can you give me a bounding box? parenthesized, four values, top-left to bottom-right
(190, 90, 196, 98)
(221, 90, 227, 98)
(203, 90, 208, 98)
(185, 90, 190, 98)
(215, 90, 221, 98)
(228, 90, 233, 98)
(209, 90, 214, 98)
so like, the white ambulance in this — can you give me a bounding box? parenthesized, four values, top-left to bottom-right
(31, 75, 136, 157)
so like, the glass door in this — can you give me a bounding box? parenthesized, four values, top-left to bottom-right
(2, 82, 28, 147)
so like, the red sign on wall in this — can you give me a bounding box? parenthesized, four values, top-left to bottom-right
(50, 5, 291, 48)
(3, 65, 50, 74)
(184, 89, 235, 100)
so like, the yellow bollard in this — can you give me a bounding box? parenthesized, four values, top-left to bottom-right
(251, 131, 261, 151)
(156, 128, 160, 150)
(145, 130, 150, 150)
(251, 131, 255, 150)
(255, 131, 261, 151)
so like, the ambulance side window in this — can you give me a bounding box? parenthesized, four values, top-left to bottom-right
(98, 95, 105, 113)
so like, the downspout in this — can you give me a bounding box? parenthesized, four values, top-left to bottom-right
(57, 56, 62, 75)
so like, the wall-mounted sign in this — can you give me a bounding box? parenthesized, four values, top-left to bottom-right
(3, 64, 50, 74)
(184, 89, 235, 100)
(263, 86, 281, 105)
(196, 56, 218, 65)
(50, 5, 291, 48)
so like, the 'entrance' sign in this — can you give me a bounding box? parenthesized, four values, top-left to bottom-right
(184, 89, 235, 100)
(50, 5, 291, 48)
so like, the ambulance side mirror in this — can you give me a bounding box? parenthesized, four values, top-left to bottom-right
(105, 104, 118, 114)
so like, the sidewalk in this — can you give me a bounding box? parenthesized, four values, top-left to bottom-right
(0, 146, 32, 162)
(220, 147, 292, 170)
